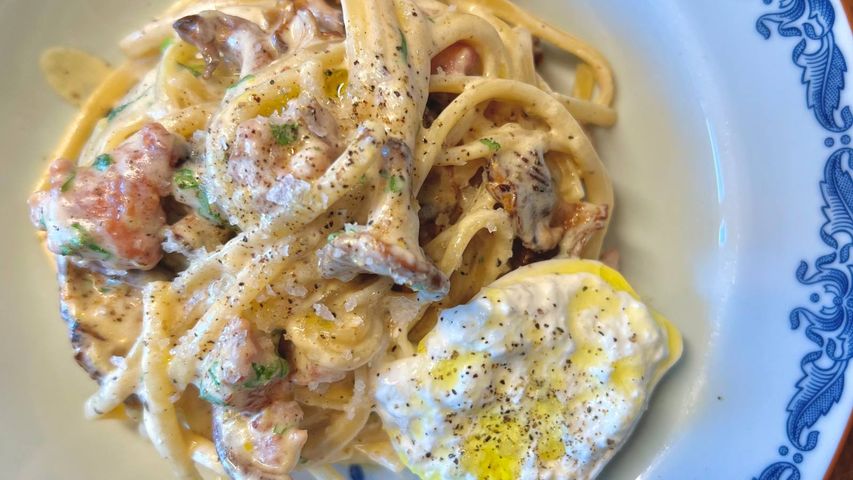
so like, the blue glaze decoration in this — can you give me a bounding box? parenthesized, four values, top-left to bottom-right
(754, 0, 853, 478)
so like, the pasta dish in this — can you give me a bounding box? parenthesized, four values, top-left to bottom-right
(28, 0, 682, 479)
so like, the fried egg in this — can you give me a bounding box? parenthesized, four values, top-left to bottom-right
(375, 259, 682, 480)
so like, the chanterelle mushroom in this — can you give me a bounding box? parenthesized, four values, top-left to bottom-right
(57, 257, 169, 382)
(272, 0, 345, 53)
(317, 139, 449, 300)
(484, 126, 565, 252)
(483, 124, 608, 255)
(293, 0, 345, 35)
(557, 201, 609, 257)
(173, 11, 280, 78)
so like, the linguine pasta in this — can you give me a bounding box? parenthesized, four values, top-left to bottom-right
(30, 0, 617, 478)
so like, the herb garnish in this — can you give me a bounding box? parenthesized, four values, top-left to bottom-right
(172, 169, 222, 224)
(60, 223, 111, 259)
(243, 358, 289, 389)
(173, 168, 199, 190)
(93, 154, 113, 172)
(177, 62, 203, 78)
(61, 172, 76, 192)
(198, 386, 226, 406)
(159, 37, 175, 53)
(106, 90, 149, 122)
(107, 103, 129, 121)
(197, 188, 222, 224)
(270, 123, 299, 146)
(229, 74, 255, 89)
(480, 138, 501, 152)
(398, 29, 409, 63)
(388, 175, 404, 193)
(207, 361, 222, 387)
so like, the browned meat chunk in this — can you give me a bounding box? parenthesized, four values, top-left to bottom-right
(213, 400, 307, 480)
(431, 42, 481, 76)
(29, 123, 187, 273)
(197, 317, 290, 411)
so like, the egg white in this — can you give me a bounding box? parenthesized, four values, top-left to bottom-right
(374, 259, 682, 480)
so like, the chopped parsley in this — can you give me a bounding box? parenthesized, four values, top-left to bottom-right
(398, 29, 409, 63)
(197, 361, 227, 406)
(61, 223, 111, 259)
(197, 188, 222, 225)
(60, 171, 76, 192)
(72, 223, 111, 257)
(270, 123, 299, 146)
(228, 74, 255, 89)
(243, 358, 289, 389)
(359, 174, 367, 185)
(177, 61, 204, 78)
(198, 385, 226, 406)
(207, 361, 221, 387)
(106, 88, 151, 121)
(172, 169, 222, 224)
(388, 175, 404, 193)
(106, 103, 129, 121)
(480, 138, 501, 152)
(173, 168, 199, 190)
(159, 37, 175, 53)
(327, 232, 341, 243)
(93, 154, 113, 171)
(272, 424, 287, 436)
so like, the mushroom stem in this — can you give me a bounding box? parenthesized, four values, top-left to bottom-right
(318, 138, 449, 300)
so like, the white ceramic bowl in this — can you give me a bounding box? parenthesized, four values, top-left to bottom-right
(2, 0, 851, 478)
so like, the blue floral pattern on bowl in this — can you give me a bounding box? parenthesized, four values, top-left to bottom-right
(754, 0, 853, 478)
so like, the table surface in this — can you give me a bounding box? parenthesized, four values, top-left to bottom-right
(831, 436, 853, 479)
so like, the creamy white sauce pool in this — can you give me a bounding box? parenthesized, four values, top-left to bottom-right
(375, 269, 674, 480)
